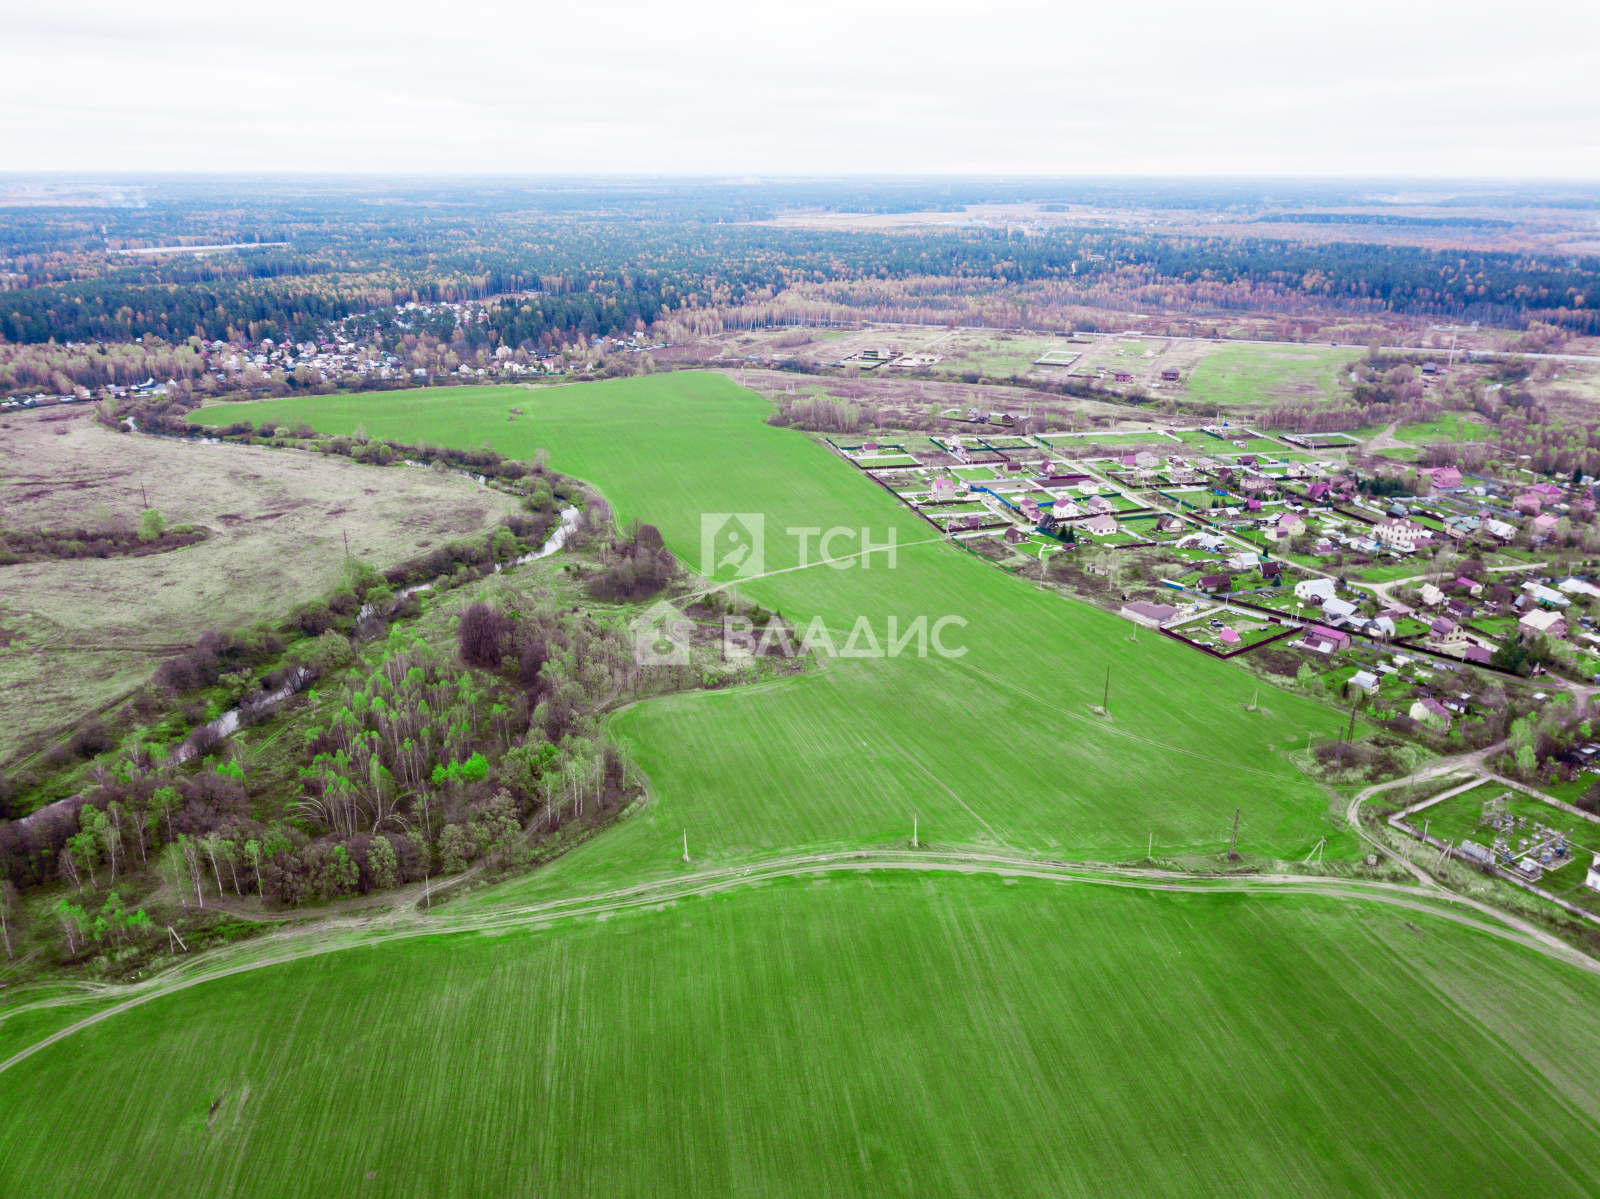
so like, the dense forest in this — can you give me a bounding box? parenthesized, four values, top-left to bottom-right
(4, 180, 1598, 351)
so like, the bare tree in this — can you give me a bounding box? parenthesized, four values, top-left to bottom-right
(0, 880, 18, 960)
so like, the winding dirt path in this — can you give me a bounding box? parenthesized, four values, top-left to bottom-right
(7, 835, 1599, 1078)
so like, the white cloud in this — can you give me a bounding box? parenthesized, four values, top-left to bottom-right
(4, 0, 1597, 175)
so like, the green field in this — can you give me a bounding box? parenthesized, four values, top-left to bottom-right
(1396, 413, 1491, 445)
(187, 376, 1352, 874)
(10, 372, 1597, 1192)
(1186, 345, 1352, 408)
(8, 871, 1600, 1197)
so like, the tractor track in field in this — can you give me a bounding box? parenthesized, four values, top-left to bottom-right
(6, 842, 1598, 1078)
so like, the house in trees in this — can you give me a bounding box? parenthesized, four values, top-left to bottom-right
(1410, 697, 1453, 728)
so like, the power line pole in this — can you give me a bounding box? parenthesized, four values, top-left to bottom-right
(1229, 807, 1241, 859)
(682, 829, 690, 863)
(1102, 666, 1111, 713)
(913, 811, 918, 849)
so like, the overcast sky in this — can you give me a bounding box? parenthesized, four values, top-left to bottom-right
(6, 0, 1598, 177)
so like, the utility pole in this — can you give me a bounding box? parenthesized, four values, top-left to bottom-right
(913, 812, 918, 849)
(1148, 831, 1153, 862)
(682, 829, 690, 863)
(1102, 665, 1111, 713)
(140, 475, 149, 509)
(1229, 807, 1241, 859)
(343, 529, 350, 561)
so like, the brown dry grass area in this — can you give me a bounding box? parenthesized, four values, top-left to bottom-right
(722, 366, 1141, 432)
(0, 408, 518, 759)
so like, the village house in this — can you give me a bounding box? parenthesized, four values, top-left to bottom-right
(1419, 583, 1446, 607)
(1301, 625, 1350, 653)
(1003, 526, 1029, 545)
(1052, 499, 1083, 520)
(1320, 597, 1359, 623)
(1561, 577, 1600, 599)
(1410, 697, 1453, 728)
(1119, 601, 1178, 627)
(1268, 510, 1306, 540)
(1350, 670, 1380, 695)
(1463, 645, 1493, 665)
(1161, 368, 1180, 382)
(1198, 574, 1233, 593)
(1366, 615, 1397, 639)
(1154, 513, 1185, 534)
(1427, 618, 1469, 653)
(1520, 609, 1568, 639)
(1483, 518, 1517, 542)
(1423, 465, 1464, 490)
(1523, 582, 1570, 607)
(1373, 518, 1431, 551)
(1455, 576, 1484, 597)
(1083, 514, 1119, 537)
(1295, 577, 1337, 604)
(1532, 513, 1559, 537)
(1084, 495, 1115, 515)
(1513, 493, 1544, 514)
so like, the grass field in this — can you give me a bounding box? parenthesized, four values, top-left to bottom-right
(0, 408, 515, 761)
(1186, 345, 1352, 409)
(194, 375, 1357, 870)
(7, 373, 1600, 1193)
(7, 871, 1600, 1198)
(1396, 413, 1491, 445)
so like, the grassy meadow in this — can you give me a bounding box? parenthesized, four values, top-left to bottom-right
(0, 408, 514, 760)
(7, 872, 1600, 1198)
(195, 374, 1356, 866)
(1185, 344, 1352, 409)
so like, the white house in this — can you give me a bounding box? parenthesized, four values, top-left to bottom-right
(1523, 582, 1571, 608)
(1560, 577, 1600, 599)
(1373, 518, 1430, 550)
(1419, 583, 1446, 607)
(1350, 670, 1380, 694)
(1295, 578, 1337, 603)
(1484, 518, 1516, 542)
(1321, 597, 1359, 622)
